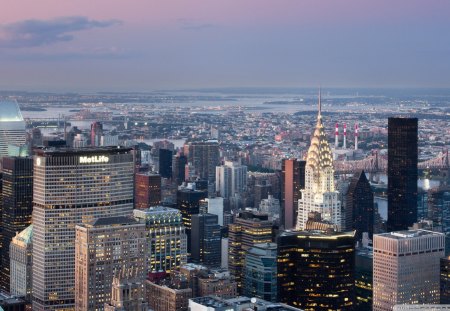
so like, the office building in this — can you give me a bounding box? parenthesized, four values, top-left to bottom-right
(186, 140, 220, 184)
(355, 246, 373, 311)
(159, 149, 173, 179)
(281, 159, 305, 229)
(228, 211, 273, 292)
(243, 242, 277, 302)
(259, 195, 281, 222)
(191, 213, 221, 267)
(32, 147, 135, 311)
(373, 230, 444, 311)
(387, 117, 418, 231)
(277, 230, 355, 310)
(135, 172, 162, 209)
(198, 269, 237, 299)
(90, 121, 103, 146)
(176, 185, 207, 252)
(75, 216, 146, 311)
(0, 292, 27, 311)
(216, 161, 247, 199)
(206, 197, 224, 226)
(104, 268, 148, 311)
(346, 170, 374, 240)
(134, 207, 187, 274)
(9, 225, 33, 303)
(296, 97, 341, 230)
(172, 153, 187, 185)
(441, 257, 450, 304)
(145, 275, 192, 311)
(0, 156, 33, 292)
(0, 101, 26, 161)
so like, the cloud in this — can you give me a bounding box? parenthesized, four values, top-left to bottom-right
(177, 19, 218, 31)
(0, 16, 122, 48)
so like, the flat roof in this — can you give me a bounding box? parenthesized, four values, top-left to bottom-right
(377, 229, 444, 240)
(34, 146, 132, 156)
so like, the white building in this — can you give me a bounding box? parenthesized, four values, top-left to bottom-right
(216, 161, 247, 199)
(207, 197, 225, 226)
(0, 101, 26, 162)
(32, 147, 135, 311)
(296, 95, 341, 230)
(9, 225, 33, 301)
(259, 194, 281, 221)
(373, 230, 445, 311)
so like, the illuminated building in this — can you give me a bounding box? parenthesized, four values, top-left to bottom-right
(75, 216, 146, 311)
(0, 156, 33, 292)
(277, 230, 355, 310)
(32, 147, 135, 311)
(296, 93, 341, 230)
(387, 117, 418, 232)
(373, 230, 444, 311)
(191, 213, 221, 267)
(355, 246, 373, 311)
(228, 211, 273, 292)
(135, 172, 162, 209)
(281, 159, 305, 229)
(134, 206, 187, 274)
(243, 242, 277, 302)
(0, 101, 26, 161)
(9, 225, 33, 304)
(440, 257, 450, 304)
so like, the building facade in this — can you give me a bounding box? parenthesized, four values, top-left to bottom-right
(0, 156, 33, 291)
(296, 97, 341, 230)
(243, 242, 277, 302)
(32, 147, 135, 311)
(191, 213, 221, 267)
(373, 230, 444, 311)
(387, 117, 418, 231)
(277, 230, 355, 310)
(75, 216, 147, 311)
(135, 172, 162, 209)
(281, 159, 305, 229)
(0, 101, 26, 161)
(134, 207, 187, 274)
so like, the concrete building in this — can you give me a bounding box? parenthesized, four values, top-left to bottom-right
(75, 216, 147, 311)
(135, 172, 162, 209)
(296, 96, 341, 230)
(198, 269, 237, 299)
(441, 257, 450, 304)
(373, 230, 445, 311)
(259, 195, 281, 222)
(145, 275, 192, 311)
(134, 207, 187, 274)
(0, 101, 26, 162)
(243, 242, 277, 302)
(206, 197, 225, 226)
(186, 140, 220, 185)
(9, 225, 33, 303)
(281, 158, 305, 229)
(32, 147, 135, 311)
(216, 161, 247, 200)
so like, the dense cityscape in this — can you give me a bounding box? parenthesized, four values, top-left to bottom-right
(0, 87, 449, 310)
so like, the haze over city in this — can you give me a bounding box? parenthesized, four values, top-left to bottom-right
(1, 0, 450, 91)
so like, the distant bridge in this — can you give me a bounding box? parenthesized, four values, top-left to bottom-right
(334, 150, 449, 174)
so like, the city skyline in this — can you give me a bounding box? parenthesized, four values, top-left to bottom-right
(1, 1, 450, 91)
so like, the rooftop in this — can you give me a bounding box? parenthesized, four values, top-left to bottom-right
(84, 216, 138, 227)
(0, 101, 23, 122)
(34, 146, 132, 156)
(378, 229, 444, 240)
(14, 224, 33, 244)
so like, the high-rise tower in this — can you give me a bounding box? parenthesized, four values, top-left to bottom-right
(296, 91, 341, 230)
(32, 147, 135, 311)
(0, 101, 26, 162)
(387, 117, 418, 232)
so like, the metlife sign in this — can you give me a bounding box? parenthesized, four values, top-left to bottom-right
(79, 155, 110, 164)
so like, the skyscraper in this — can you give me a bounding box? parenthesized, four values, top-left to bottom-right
(346, 170, 374, 240)
(172, 152, 187, 185)
(0, 101, 26, 162)
(159, 149, 173, 179)
(387, 117, 418, 232)
(32, 147, 135, 311)
(228, 211, 273, 292)
(135, 172, 162, 209)
(191, 213, 221, 267)
(90, 121, 103, 147)
(215, 161, 247, 199)
(281, 159, 305, 229)
(75, 216, 146, 311)
(134, 207, 187, 274)
(243, 242, 277, 302)
(277, 230, 355, 310)
(373, 230, 444, 311)
(440, 257, 450, 304)
(296, 93, 341, 230)
(0, 156, 33, 292)
(186, 140, 220, 184)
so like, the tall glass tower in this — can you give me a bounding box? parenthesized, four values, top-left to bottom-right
(0, 101, 26, 162)
(387, 117, 418, 232)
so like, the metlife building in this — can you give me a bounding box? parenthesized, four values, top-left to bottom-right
(31, 146, 134, 311)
